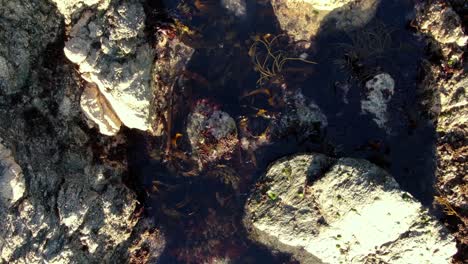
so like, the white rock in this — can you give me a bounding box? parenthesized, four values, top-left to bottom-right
(64, 0, 156, 133)
(51, 0, 111, 24)
(245, 154, 457, 264)
(361, 73, 395, 130)
(270, 0, 379, 41)
(0, 142, 26, 208)
(221, 0, 247, 18)
(80, 83, 122, 136)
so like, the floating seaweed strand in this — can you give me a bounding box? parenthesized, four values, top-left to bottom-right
(249, 34, 317, 86)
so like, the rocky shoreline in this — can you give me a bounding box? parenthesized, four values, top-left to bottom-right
(0, 0, 466, 263)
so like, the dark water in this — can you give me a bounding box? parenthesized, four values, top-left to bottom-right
(127, 0, 436, 262)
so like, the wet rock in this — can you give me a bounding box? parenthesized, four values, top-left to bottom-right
(361, 73, 395, 130)
(270, 0, 380, 42)
(63, 0, 156, 133)
(416, 0, 467, 47)
(221, 0, 247, 18)
(0, 0, 61, 95)
(151, 33, 194, 136)
(273, 89, 328, 140)
(187, 100, 239, 170)
(0, 1, 165, 261)
(80, 83, 122, 136)
(0, 141, 25, 208)
(244, 154, 457, 264)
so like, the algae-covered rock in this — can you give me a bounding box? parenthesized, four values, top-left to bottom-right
(187, 100, 239, 170)
(244, 154, 457, 264)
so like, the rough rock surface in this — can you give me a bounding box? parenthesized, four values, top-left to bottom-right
(0, 0, 164, 262)
(50, 0, 111, 24)
(416, 0, 467, 47)
(0, 141, 26, 209)
(63, 0, 155, 133)
(187, 100, 239, 170)
(0, 0, 62, 95)
(416, 1, 467, 262)
(273, 89, 328, 140)
(361, 73, 395, 130)
(270, 0, 380, 42)
(244, 154, 457, 264)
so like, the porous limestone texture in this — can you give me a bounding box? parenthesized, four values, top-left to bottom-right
(0, 1, 165, 262)
(361, 73, 395, 130)
(63, 0, 155, 133)
(270, 0, 380, 42)
(50, 0, 111, 24)
(244, 154, 457, 264)
(0, 0, 61, 95)
(416, 0, 467, 47)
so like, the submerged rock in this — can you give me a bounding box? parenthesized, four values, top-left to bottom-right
(63, 0, 155, 133)
(273, 89, 328, 140)
(221, 0, 247, 18)
(361, 73, 395, 130)
(244, 154, 457, 263)
(270, 0, 379, 42)
(187, 100, 239, 170)
(151, 32, 194, 136)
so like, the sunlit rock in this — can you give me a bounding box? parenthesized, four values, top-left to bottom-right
(80, 83, 122, 136)
(361, 73, 394, 130)
(51, 0, 111, 24)
(270, 0, 380, 42)
(63, 0, 156, 133)
(416, 0, 467, 47)
(187, 100, 239, 170)
(244, 153, 457, 264)
(0, 142, 25, 208)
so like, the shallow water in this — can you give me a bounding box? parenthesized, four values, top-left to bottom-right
(127, 0, 436, 262)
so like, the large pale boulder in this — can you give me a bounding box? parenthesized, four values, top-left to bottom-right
(63, 0, 155, 133)
(270, 0, 380, 41)
(244, 154, 457, 264)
